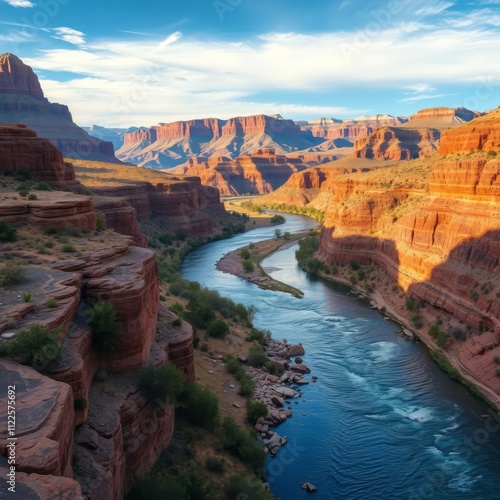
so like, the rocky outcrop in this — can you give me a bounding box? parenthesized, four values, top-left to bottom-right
(0, 360, 78, 482)
(72, 159, 225, 237)
(300, 114, 407, 142)
(260, 164, 371, 210)
(317, 109, 500, 399)
(0, 53, 44, 100)
(0, 53, 118, 162)
(354, 127, 441, 160)
(172, 148, 312, 195)
(408, 107, 480, 126)
(0, 191, 97, 230)
(439, 107, 500, 155)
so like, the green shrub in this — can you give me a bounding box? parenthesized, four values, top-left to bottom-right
(240, 249, 250, 260)
(3, 324, 61, 371)
(61, 243, 75, 253)
(206, 318, 229, 338)
(242, 260, 254, 272)
(270, 214, 285, 224)
(0, 261, 25, 287)
(405, 296, 417, 311)
(182, 383, 220, 430)
(222, 417, 267, 470)
(34, 181, 52, 191)
(429, 322, 449, 347)
(169, 302, 184, 315)
(248, 344, 267, 367)
(0, 220, 17, 242)
(44, 226, 58, 235)
(225, 355, 241, 374)
(469, 290, 479, 302)
(96, 216, 106, 231)
(246, 399, 268, 424)
(159, 294, 167, 302)
(487, 150, 497, 157)
(265, 360, 284, 375)
(87, 302, 121, 351)
(409, 312, 424, 329)
(22, 292, 32, 303)
(245, 328, 270, 346)
(225, 474, 274, 500)
(18, 189, 29, 197)
(139, 362, 187, 403)
(46, 297, 58, 308)
(28, 193, 37, 200)
(238, 375, 254, 396)
(349, 260, 360, 271)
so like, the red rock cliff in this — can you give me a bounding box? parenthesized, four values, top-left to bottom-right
(0, 53, 44, 100)
(318, 110, 500, 400)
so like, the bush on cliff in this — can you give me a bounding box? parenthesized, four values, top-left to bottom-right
(206, 318, 229, 338)
(0, 261, 25, 287)
(248, 344, 267, 367)
(242, 260, 254, 272)
(2, 324, 61, 371)
(245, 327, 270, 346)
(182, 383, 220, 430)
(88, 302, 121, 351)
(225, 474, 274, 500)
(222, 416, 267, 471)
(140, 362, 187, 403)
(224, 355, 254, 396)
(246, 400, 268, 424)
(0, 220, 17, 242)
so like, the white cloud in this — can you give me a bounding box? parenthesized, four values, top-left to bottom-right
(24, 22, 500, 127)
(52, 27, 85, 46)
(405, 84, 437, 94)
(398, 93, 452, 103)
(416, 2, 454, 16)
(1, 0, 35, 7)
(445, 9, 500, 27)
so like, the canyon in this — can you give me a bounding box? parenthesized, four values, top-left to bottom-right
(315, 109, 500, 402)
(0, 122, 228, 498)
(171, 148, 339, 196)
(0, 53, 118, 163)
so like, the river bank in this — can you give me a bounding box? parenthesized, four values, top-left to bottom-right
(303, 257, 500, 412)
(216, 237, 305, 298)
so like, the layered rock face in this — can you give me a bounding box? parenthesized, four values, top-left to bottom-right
(354, 126, 441, 160)
(318, 109, 500, 398)
(72, 159, 225, 237)
(300, 114, 407, 141)
(260, 164, 371, 210)
(407, 106, 480, 126)
(172, 148, 313, 195)
(439, 107, 500, 155)
(0, 53, 117, 162)
(117, 114, 326, 169)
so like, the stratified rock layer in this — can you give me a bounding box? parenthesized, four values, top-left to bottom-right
(172, 148, 313, 195)
(318, 109, 500, 399)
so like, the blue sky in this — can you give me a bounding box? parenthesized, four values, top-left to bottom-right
(0, 0, 499, 127)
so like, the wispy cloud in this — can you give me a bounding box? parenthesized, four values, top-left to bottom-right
(416, 2, 454, 16)
(52, 27, 86, 46)
(119, 30, 163, 37)
(445, 9, 500, 27)
(399, 93, 452, 103)
(1, 0, 36, 7)
(405, 84, 437, 94)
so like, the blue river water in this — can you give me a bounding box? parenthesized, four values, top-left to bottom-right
(181, 214, 500, 500)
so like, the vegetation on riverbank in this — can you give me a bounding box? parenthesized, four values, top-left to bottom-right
(134, 223, 275, 498)
(218, 234, 305, 298)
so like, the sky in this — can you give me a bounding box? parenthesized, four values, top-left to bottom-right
(0, 0, 499, 128)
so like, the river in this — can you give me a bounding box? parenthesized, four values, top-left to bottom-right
(181, 214, 500, 500)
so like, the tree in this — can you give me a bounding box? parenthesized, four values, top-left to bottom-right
(274, 228, 282, 239)
(87, 302, 121, 351)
